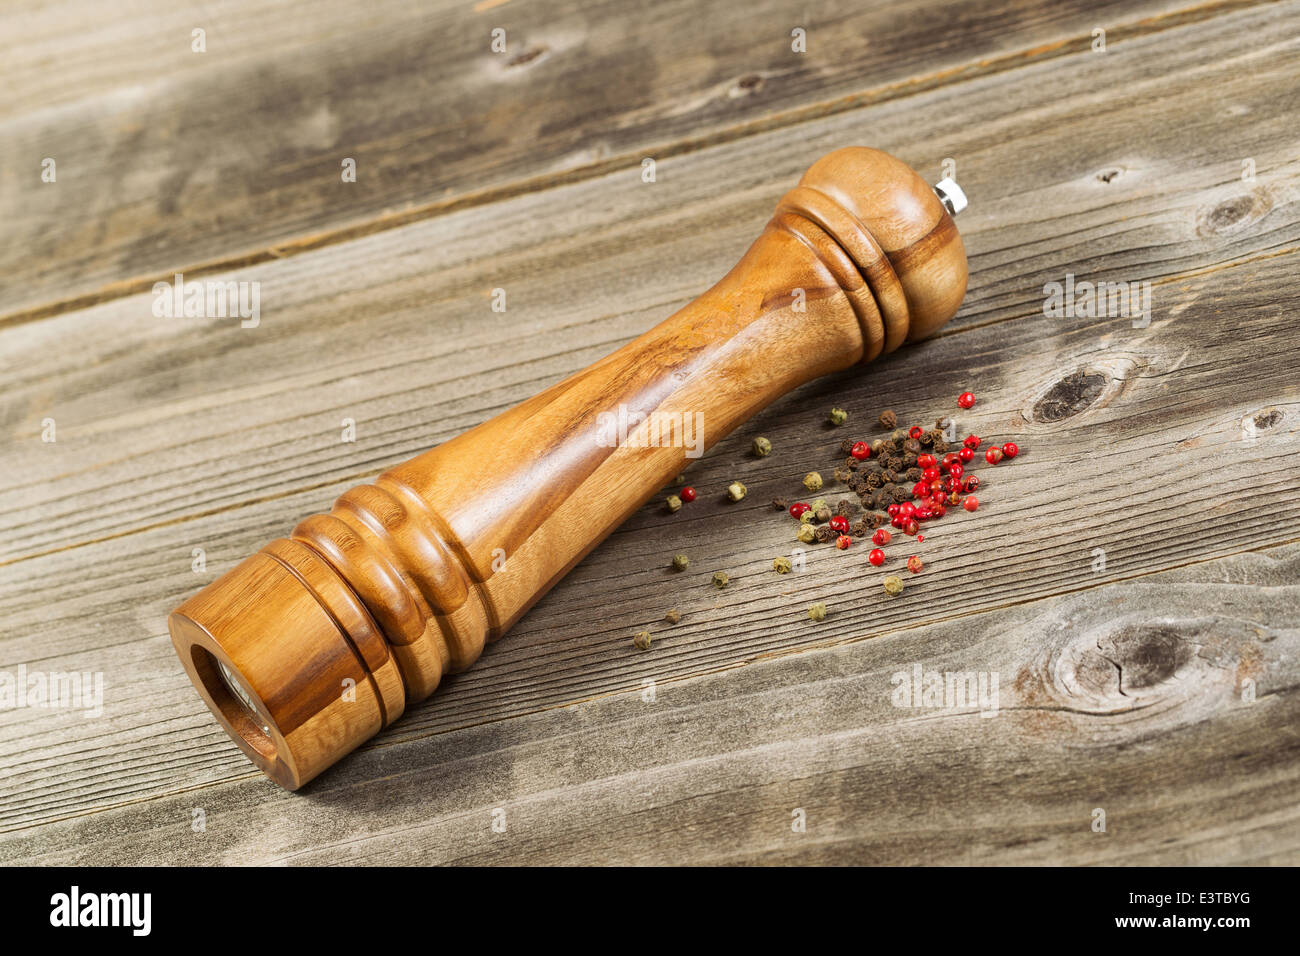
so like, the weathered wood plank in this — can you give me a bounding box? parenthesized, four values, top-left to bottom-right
(2, 1, 1297, 561)
(0, 0, 1253, 320)
(1, 245, 1296, 831)
(2, 541, 1296, 864)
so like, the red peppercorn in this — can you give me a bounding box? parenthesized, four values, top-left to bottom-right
(942, 452, 959, 469)
(947, 462, 964, 480)
(907, 555, 923, 574)
(917, 453, 936, 469)
(790, 502, 810, 518)
(930, 478, 944, 494)
(957, 392, 975, 409)
(872, 529, 892, 546)
(868, 548, 885, 566)
(963, 495, 979, 512)
(932, 504, 947, 518)
(963, 435, 981, 449)
(891, 515, 905, 529)
(912, 481, 930, 499)
(962, 475, 980, 493)
(932, 491, 948, 505)
(921, 467, 940, 482)
(958, 447, 975, 464)
(850, 441, 872, 460)
(829, 515, 849, 533)
(910, 425, 925, 440)
(899, 502, 916, 519)
(1002, 442, 1019, 459)
(836, 535, 852, 550)
(914, 505, 934, 521)
(681, 486, 697, 502)
(904, 519, 919, 535)
(887, 503, 901, 518)
(984, 447, 1003, 465)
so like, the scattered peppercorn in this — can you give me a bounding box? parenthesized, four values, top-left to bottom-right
(850, 441, 871, 460)
(808, 602, 827, 621)
(879, 410, 897, 429)
(803, 471, 823, 492)
(836, 534, 852, 550)
(773, 556, 792, 574)
(814, 505, 832, 523)
(727, 480, 748, 502)
(666, 494, 682, 512)
(984, 447, 1003, 465)
(839, 438, 856, 456)
(672, 554, 690, 572)
(957, 391, 976, 409)
(907, 556, 923, 574)
(800, 510, 816, 524)
(869, 548, 886, 566)
(835, 499, 856, 517)
(633, 631, 652, 651)
(963, 496, 979, 512)
(680, 486, 697, 502)
(872, 528, 891, 545)
(712, 571, 730, 589)
(883, 575, 904, 597)
(790, 502, 810, 518)
(1002, 442, 1019, 459)
(664, 609, 681, 624)
(797, 523, 817, 544)
(829, 407, 848, 426)
(815, 525, 836, 543)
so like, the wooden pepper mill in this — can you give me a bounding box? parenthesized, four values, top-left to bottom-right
(170, 147, 969, 789)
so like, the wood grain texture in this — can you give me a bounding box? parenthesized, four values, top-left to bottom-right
(0, 0, 1252, 320)
(2, 542, 1297, 864)
(3, 0, 1297, 563)
(1, 0, 1298, 862)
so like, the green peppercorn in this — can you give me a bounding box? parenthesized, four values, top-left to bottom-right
(671, 554, 689, 572)
(828, 407, 848, 426)
(797, 523, 817, 544)
(800, 510, 816, 524)
(666, 494, 682, 512)
(712, 571, 730, 589)
(664, 609, 681, 624)
(633, 630, 652, 651)
(772, 557, 792, 574)
(727, 480, 747, 502)
(811, 498, 827, 512)
(808, 602, 827, 621)
(752, 436, 771, 457)
(883, 575, 904, 597)
(814, 505, 832, 524)
(803, 471, 823, 492)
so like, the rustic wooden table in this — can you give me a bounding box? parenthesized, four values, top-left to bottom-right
(2, 0, 1298, 865)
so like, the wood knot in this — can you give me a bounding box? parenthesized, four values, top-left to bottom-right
(1252, 407, 1284, 431)
(1197, 189, 1271, 237)
(506, 44, 549, 68)
(1093, 624, 1194, 694)
(1096, 167, 1123, 184)
(730, 73, 765, 97)
(1031, 369, 1108, 423)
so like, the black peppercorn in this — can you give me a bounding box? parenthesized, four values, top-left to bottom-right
(879, 410, 897, 429)
(835, 499, 856, 517)
(773, 497, 788, 511)
(839, 438, 856, 456)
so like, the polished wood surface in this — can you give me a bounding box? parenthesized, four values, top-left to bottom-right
(170, 147, 968, 788)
